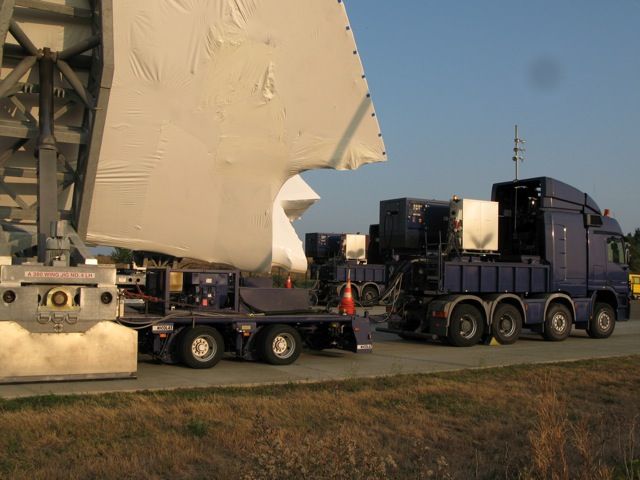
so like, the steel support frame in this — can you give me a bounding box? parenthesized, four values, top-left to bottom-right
(0, 0, 113, 255)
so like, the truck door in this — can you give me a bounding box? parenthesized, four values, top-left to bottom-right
(605, 235, 629, 295)
(548, 213, 587, 296)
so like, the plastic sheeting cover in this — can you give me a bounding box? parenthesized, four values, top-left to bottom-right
(272, 175, 320, 273)
(86, 0, 385, 272)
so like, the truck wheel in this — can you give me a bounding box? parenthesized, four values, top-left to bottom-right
(448, 304, 484, 347)
(492, 304, 522, 345)
(361, 285, 380, 305)
(543, 304, 572, 341)
(179, 326, 224, 369)
(588, 303, 616, 339)
(259, 324, 302, 365)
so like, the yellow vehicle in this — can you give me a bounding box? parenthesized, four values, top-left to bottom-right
(630, 274, 640, 299)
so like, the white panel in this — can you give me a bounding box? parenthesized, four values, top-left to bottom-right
(0, 321, 137, 381)
(86, 0, 385, 272)
(460, 199, 499, 252)
(344, 234, 367, 261)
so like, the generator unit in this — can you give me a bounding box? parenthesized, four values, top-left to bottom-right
(145, 269, 239, 314)
(449, 198, 499, 253)
(379, 198, 450, 253)
(305, 233, 368, 262)
(305, 233, 342, 260)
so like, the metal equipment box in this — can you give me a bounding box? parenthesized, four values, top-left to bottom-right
(450, 198, 499, 252)
(379, 198, 450, 251)
(305, 233, 342, 259)
(344, 234, 367, 262)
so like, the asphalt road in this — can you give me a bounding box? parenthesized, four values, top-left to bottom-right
(1, 302, 639, 399)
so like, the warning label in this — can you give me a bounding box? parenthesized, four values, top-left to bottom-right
(24, 271, 96, 280)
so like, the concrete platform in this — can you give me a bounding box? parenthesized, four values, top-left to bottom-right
(1, 302, 638, 399)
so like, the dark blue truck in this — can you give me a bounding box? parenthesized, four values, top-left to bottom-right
(379, 177, 631, 346)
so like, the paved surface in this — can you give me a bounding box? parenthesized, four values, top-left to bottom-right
(1, 302, 638, 399)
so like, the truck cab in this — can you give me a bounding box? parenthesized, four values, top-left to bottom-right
(492, 177, 630, 323)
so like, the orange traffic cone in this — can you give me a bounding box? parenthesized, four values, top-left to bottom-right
(285, 273, 293, 289)
(339, 270, 356, 315)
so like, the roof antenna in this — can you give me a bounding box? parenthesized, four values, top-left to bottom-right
(512, 124, 526, 180)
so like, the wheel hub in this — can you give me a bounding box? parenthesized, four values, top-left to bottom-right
(272, 334, 294, 359)
(192, 336, 215, 360)
(597, 311, 611, 330)
(459, 315, 477, 339)
(552, 313, 567, 332)
(498, 315, 516, 336)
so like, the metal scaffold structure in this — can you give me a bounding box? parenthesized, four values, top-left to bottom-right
(0, 0, 111, 255)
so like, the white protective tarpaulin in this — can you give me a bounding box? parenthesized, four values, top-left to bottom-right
(272, 175, 320, 272)
(86, 0, 385, 272)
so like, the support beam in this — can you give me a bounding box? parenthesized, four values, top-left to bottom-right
(0, 138, 28, 167)
(56, 58, 95, 108)
(15, 0, 91, 20)
(8, 19, 39, 56)
(0, 54, 36, 98)
(75, 0, 113, 238)
(36, 48, 57, 262)
(0, 0, 15, 68)
(0, 166, 74, 181)
(58, 34, 100, 61)
(0, 119, 86, 144)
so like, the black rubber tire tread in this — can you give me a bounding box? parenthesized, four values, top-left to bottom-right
(259, 324, 303, 365)
(588, 302, 616, 339)
(492, 303, 523, 345)
(179, 326, 224, 369)
(543, 303, 573, 341)
(447, 304, 485, 347)
(361, 285, 380, 305)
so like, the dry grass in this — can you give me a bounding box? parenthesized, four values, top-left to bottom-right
(0, 356, 639, 479)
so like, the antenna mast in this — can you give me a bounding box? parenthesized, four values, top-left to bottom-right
(512, 125, 526, 180)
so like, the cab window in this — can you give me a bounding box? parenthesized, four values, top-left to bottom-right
(607, 237, 625, 264)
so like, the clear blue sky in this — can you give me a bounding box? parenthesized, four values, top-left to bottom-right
(297, 0, 640, 239)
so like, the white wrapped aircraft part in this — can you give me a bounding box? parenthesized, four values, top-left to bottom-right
(85, 0, 386, 272)
(272, 176, 320, 273)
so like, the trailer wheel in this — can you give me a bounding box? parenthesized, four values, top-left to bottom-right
(448, 304, 484, 347)
(492, 304, 522, 345)
(588, 303, 616, 339)
(179, 326, 224, 369)
(543, 304, 572, 341)
(361, 285, 380, 305)
(259, 324, 302, 365)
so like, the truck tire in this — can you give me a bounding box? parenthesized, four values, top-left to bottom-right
(447, 304, 484, 347)
(492, 304, 522, 345)
(361, 285, 380, 305)
(543, 303, 572, 341)
(259, 324, 302, 365)
(179, 326, 224, 369)
(588, 303, 616, 339)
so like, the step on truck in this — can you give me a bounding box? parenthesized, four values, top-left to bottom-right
(378, 177, 631, 345)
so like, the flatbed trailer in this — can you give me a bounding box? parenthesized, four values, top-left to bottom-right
(118, 267, 373, 368)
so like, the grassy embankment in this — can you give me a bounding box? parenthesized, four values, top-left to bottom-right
(1, 356, 639, 480)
